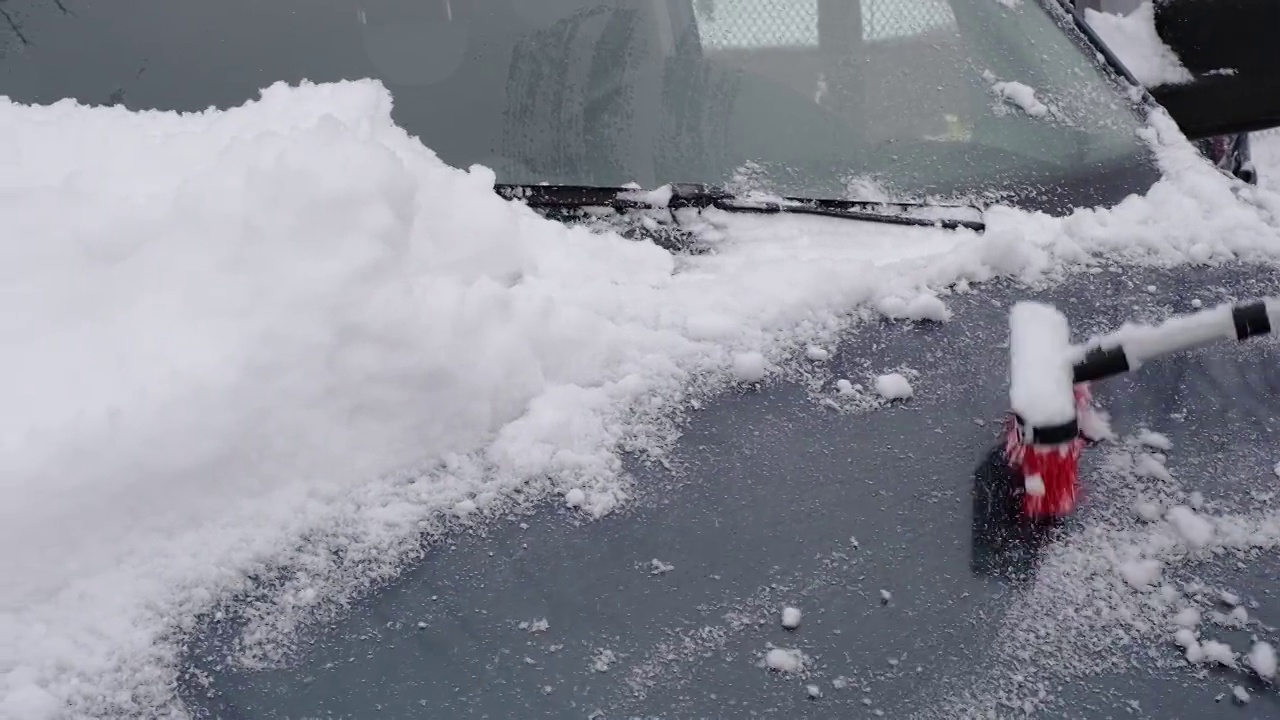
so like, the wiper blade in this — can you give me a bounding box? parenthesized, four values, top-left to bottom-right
(495, 183, 985, 232)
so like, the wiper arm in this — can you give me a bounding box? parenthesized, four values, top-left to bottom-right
(494, 183, 986, 232)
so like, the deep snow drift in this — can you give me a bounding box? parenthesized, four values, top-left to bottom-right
(2, 79, 1280, 720)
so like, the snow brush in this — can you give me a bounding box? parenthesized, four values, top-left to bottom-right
(1005, 297, 1280, 519)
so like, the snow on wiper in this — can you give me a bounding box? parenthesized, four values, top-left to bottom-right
(495, 183, 986, 232)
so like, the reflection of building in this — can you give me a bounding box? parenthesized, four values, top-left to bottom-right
(689, 0, 972, 148)
(1075, 0, 1142, 13)
(691, 0, 958, 48)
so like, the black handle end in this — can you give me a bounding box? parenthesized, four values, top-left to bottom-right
(1073, 345, 1130, 384)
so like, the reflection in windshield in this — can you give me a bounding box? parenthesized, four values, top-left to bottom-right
(0, 0, 1162, 212)
(693, 0, 961, 47)
(363, 0, 1158, 206)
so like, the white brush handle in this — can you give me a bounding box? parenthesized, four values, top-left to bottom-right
(1073, 297, 1279, 382)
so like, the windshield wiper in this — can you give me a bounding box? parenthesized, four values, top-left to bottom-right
(494, 183, 986, 232)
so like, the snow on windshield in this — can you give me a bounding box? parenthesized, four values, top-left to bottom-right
(1083, 1, 1195, 87)
(2, 80, 1280, 719)
(985, 71, 1054, 120)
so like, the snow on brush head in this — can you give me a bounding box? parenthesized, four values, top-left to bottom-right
(1008, 301, 1076, 428)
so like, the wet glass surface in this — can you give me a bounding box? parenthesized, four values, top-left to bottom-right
(0, 0, 1160, 211)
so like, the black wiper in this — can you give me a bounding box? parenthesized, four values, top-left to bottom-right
(495, 183, 986, 232)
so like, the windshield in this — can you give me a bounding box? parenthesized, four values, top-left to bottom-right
(0, 0, 1160, 212)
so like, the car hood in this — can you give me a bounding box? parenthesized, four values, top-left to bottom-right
(181, 261, 1280, 719)
(4, 68, 1280, 720)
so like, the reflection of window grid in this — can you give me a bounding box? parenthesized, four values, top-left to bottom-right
(691, 0, 957, 49)
(863, 0, 957, 41)
(693, 0, 818, 49)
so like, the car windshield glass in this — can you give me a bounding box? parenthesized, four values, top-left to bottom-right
(0, 0, 1160, 211)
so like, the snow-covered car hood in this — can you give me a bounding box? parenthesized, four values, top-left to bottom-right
(2, 79, 1280, 719)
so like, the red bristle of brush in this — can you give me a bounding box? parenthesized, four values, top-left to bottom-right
(1003, 384, 1093, 519)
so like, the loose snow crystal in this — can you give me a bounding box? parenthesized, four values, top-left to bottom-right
(733, 352, 767, 382)
(835, 379, 856, 396)
(520, 618, 550, 633)
(1134, 500, 1163, 522)
(1172, 607, 1200, 629)
(1008, 302, 1075, 426)
(1174, 627, 1197, 650)
(904, 293, 951, 322)
(878, 292, 952, 322)
(1225, 606, 1248, 627)
(992, 80, 1050, 118)
(875, 373, 913, 401)
(618, 183, 675, 208)
(781, 607, 802, 630)
(1248, 641, 1277, 679)
(1135, 454, 1174, 483)
(805, 345, 831, 362)
(564, 488, 586, 508)
(765, 648, 805, 673)
(1135, 430, 1172, 450)
(1188, 491, 1204, 510)
(1198, 640, 1237, 668)
(1118, 559, 1162, 589)
(1232, 685, 1250, 704)
(590, 648, 618, 673)
(1078, 405, 1115, 442)
(1166, 506, 1213, 549)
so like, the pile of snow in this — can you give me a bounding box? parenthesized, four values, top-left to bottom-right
(874, 373, 914, 401)
(1165, 505, 1214, 549)
(781, 606, 802, 630)
(876, 292, 952, 323)
(732, 351, 767, 383)
(804, 345, 831, 362)
(4, 66, 1280, 719)
(1248, 641, 1277, 679)
(1135, 429, 1172, 450)
(1084, 2, 1195, 87)
(991, 80, 1050, 119)
(763, 647, 805, 674)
